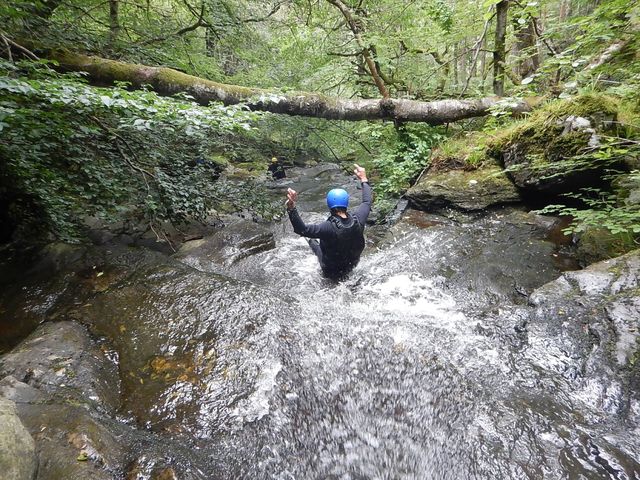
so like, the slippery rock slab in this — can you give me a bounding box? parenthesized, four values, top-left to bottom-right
(406, 166, 521, 211)
(0, 321, 120, 414)
(0, 397, 37, 480)
(16, 403, 128, 480)
(0, 243, 88, 353)
(175, 219, 276, 272)
(59, 252, 295, 440)
(524, 249, 640, 416)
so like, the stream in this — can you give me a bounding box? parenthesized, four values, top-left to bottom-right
(1, 164, 639, 479)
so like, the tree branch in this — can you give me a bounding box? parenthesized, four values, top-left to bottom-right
(587, 40, 628, 70)
(326, 0, 390, 98)
(327, 50, 363, 57)
(139, 2, 207, 46)
(89, 115, 156, 179)
(0, 35, 13, 62)
(511, 0, 558, 55)
(47, 49, 532, 124)
(460, 10, 495, 97)
(0, 32, 40, 60)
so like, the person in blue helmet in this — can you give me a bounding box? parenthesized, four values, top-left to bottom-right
(285, 164, 372, 278)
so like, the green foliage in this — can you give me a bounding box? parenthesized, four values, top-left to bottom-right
(0, 59, 279, 241)
(430, 132, 492, 171)
(538, 172, 640, 236)
(428, 0, 454, 33)
(517, 0, 639, 95)
(359, 122, 446, 216)
(1, 0, 639, 240)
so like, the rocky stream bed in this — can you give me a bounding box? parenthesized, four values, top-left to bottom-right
(1, 164, 639, 479)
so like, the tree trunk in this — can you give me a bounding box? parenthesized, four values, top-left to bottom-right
(514, 18, 539, 80)
(453, 43, 459, 87)
(326, 0, 390, 98)
(459, 39, 467, 88)
(428, 49, 448, 94)
(479, 36, 487, 93)
(48, 50, 532, 124)
(558, 0, 571, 21)
(109, 0, 120, 46)
(493, 0, 509, 96)
(205, 28, 216, 56)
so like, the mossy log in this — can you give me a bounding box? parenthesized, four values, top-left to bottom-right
(51, 50, 531, 124)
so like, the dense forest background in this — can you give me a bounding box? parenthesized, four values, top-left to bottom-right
(0, 0, 638, 249)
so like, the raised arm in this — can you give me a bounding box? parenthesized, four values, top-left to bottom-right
(286, 188, 333, 239)
(352, 164, 372, 224)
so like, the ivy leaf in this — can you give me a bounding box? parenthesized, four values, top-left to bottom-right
(100, 95, 114, 107)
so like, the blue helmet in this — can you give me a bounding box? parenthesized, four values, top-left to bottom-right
(326, 188, 349, 210)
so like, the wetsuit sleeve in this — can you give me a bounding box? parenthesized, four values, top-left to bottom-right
(288, 208, 334, 239)
(353, 181, 372, 224)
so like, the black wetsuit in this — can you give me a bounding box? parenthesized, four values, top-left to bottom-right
(288, 182, 372, 277)
(268, 162, 286, 180)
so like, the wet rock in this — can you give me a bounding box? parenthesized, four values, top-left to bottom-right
(175, 219, 276, 272)
(126, 456, 179, 480)
(0, 317, 203, 480)
(0, 321, 120, 414)
(17, 403, 127, 480)
(575, 227, 637, 266)
(614, 172, 640, 206)
(406, 166, 521, 212)
(0, 397, 37, 480)
(290, 163, 342, 180)
(0, 243, 87, 352)
(65, 251, 293, 439)
(384, 208, 563, 309)
(382, 198, 410, 225)
(29, 243, 87, 274)
(0, 376, 43, 404)
(524, 249, 640, 415)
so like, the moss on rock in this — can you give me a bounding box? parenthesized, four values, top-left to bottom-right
(487, 93, 619, 155)
(430, 132, 492, 171)
(407, 165, 521, 211)
(428, 94, 618, 173)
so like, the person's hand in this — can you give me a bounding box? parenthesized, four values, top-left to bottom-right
(354, 163, 368, 183)
(285, 188, 298, 210)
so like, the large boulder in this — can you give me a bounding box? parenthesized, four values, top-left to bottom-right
(572, 170, 640, 266)
(575, 227, 638, 266)
(523, 249, 640, 413)
(406, 165, 521, 211)
(0, 397, 37, 480)
(491, 94, 619, 195)
(0, 321, 120, 414)
(0, 321, 125, 479)
(0, 243, 86, 352)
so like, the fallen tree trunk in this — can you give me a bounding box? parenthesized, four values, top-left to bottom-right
(51, 50, 532, 124)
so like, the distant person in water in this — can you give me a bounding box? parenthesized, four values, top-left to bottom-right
(285, 164, 372, 279)
(268, 157, 287, 180)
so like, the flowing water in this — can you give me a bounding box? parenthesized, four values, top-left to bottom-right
(1, 164, 639, 479)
